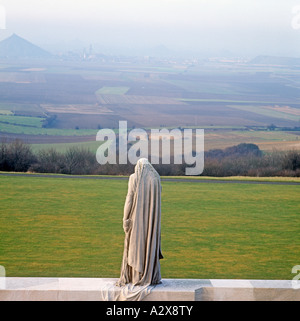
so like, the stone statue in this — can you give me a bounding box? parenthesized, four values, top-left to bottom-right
(115, 158, 163, 299)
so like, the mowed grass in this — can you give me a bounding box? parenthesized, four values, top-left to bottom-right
(0, 175, 299, 280)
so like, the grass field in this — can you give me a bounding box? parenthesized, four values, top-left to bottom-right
(30, 141, 101, 153)
(96, 86, 130, 95)
(0, 110, 13, 115)
(178, 98, 300, 105)
(0, 115, 45, 127)
(0, 174, 299, 280)
(165, 79, 240, 95)
(27, 128, 300, 154)
(204, 129, 300, 151)
(1, 60, 300, 144)
(227, 105, 300, 122)
(0, 122, 98, 136)
(0, 103, 45, 117)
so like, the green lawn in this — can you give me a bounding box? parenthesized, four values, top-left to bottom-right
(0, 175, 299, 280)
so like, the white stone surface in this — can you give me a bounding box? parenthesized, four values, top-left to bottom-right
(210, 279, 253, 288)
(0, 278, 299, 301)
(144, 279, 206, 301)
(196, 279, 300, 301)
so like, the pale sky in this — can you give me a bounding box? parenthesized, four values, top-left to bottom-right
(0, 0, 299, 57)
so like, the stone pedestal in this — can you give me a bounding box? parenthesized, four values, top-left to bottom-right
(0, 277, 299, 301)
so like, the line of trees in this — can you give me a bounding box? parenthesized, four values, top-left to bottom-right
(0, 139, 300, 177)
(202, 144, 300, 177)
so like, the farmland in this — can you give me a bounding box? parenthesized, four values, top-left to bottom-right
(0, 57, 299, 153)
(28, 128, 300, 154)
(0, 174, 299, 280)
(95, 86, 130, 95)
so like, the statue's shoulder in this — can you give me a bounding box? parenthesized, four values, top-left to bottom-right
(129, 173, 138, 187)
(129, 173, 137, 180)
(124, 174, 137, 196)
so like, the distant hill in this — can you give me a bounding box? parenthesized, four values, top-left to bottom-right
(250, 55, 300, 66)
(0, 33, 52, 59)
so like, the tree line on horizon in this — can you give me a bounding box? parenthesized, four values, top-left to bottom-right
(0, 139, 300, 177)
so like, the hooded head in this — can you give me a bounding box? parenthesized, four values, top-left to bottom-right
(135, 158, 159, 181)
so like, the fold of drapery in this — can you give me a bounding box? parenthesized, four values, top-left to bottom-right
(99, 281, 155, 301)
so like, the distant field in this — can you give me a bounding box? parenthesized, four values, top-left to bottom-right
(227, 104, 300, 122)
(204, 130, 300, 151)
(41, 104, 113, 115)
(95, 86, 130, 95)
(0, 59, 300, 148)
(0, 110, 13, 115)
(178, 98, 300, 105)
(31, 140, 101, 153)
(96, 94, 184, 105)
(0, 122, 98, 136)
(0, 174, 299, 280)
(24, 128, 300, 153)
(256, 140, 300, 151)
(0, 115, 44, 127)
(165, 79, 240, 95)
(0, 103, 45, 117)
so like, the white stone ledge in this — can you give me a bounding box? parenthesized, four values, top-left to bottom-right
(0, 278, 299, 301)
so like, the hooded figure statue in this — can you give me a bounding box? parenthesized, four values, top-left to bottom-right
(116, 158, 163, 290)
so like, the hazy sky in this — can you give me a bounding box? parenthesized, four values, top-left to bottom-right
(0, 0, 300, 57)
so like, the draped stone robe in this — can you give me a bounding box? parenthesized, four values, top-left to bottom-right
(117, 160, 163, 288)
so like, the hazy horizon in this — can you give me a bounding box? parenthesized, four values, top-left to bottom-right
(0, 0, 300, 58)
